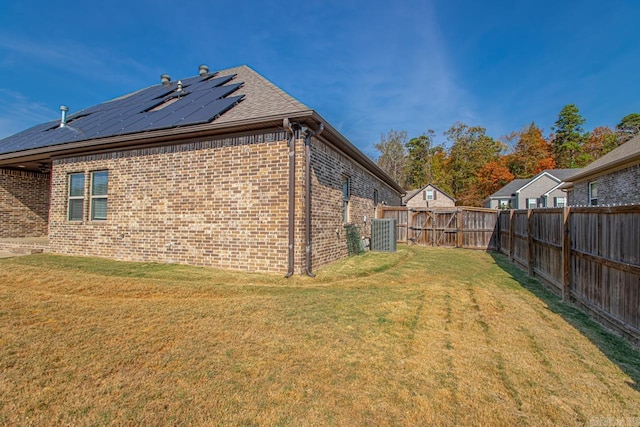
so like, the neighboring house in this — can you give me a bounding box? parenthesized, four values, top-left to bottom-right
(403, 184, 455, 208)
(484, 169, 579, 209)
(564, 134, 640, 206)
(484, 179, 529, 209)
(0, 64, 403, 274)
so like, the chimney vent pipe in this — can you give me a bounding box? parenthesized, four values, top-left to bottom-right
(161, 74, 171, 85)
(199, 64, 209, 76)
(59, 105, 69, 128)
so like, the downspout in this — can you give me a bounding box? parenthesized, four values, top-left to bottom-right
(303, 123, 324, 277)
(284, 118, 297, 278)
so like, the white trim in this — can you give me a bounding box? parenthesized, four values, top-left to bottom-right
(517, 171, 561, 193)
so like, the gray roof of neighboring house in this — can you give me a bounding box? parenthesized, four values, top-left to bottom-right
(489, 168, 580, 199)
(0, 65, 311, 156)
(543, 168, 580, 181)
(565, 134, 640, 182)
(488, 179, 529, 198)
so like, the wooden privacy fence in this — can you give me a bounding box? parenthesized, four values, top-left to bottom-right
(498, 206, 640, 342)
(379, 207, 498, 250)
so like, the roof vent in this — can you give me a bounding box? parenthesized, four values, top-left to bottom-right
(59, 105, 69, 128)
(177, 80, 183, 92)
(199, 64, 209, 76)
(161, 74, 171, 85)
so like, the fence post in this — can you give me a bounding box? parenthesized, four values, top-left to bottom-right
(562, 207, 572, 301)
(509, 210, 515, 262)
(527, 209, 534, 276)
(456, 209, 464, 248)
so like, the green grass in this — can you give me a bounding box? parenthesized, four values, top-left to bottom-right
(0, 246, 638, 426)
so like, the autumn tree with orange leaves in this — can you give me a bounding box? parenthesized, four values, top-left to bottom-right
(505, 123, 555, 178)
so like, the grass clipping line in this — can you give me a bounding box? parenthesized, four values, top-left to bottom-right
(0, 248, 638, 426)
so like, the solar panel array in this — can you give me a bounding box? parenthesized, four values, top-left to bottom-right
(0, 72, 245, 155)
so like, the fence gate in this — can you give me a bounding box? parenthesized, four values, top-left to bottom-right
(379, 207, 498, 250)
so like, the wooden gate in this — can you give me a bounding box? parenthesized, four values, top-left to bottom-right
(379, 207, 498, 250)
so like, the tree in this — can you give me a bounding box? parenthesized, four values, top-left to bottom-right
(445, 122, 503, 206)
(476, 159, 514, 200)
(505, 122, 555, 178)
(616, 113, 640, 144)
(404, 130, 450, 190)
(583, 126, 618, 162)
(374, 130, 408, 187)
(405, 131, 435, 189)
(551, 104, 586, 168)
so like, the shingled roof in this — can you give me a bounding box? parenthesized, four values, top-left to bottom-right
(0, 64, 403, 193)
(565, 134, 640, 182)
(0, 65, 313, 156)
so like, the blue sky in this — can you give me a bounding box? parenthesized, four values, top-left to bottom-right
(0, 0, 638, 159)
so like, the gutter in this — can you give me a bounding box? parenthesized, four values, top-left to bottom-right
(303, 122, 324, 277)
(283, 118, 298, 278)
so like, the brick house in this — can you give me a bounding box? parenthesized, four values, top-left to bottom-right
(484, 169, 578, 209)
(564, 134, 640, 206)
(0, 65, 403, 274)
(403, 184, 455, 208)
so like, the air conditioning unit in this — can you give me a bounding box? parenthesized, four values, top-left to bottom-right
(370, 218, 397, 252)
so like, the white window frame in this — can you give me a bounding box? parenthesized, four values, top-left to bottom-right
(90, 170, 109, 221)
(554, 197, 566, 208)
(527, 198, 537, 209)
(425, 190, 434, 200)
(589, 181, 598, 206)
(68, 173, 85, 221)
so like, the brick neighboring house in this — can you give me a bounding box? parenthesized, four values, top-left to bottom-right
(484, 169, 579, 209)
(0, 65, 403, 274)
(403, 184, 455, 208)
(564, 134, 640, 206)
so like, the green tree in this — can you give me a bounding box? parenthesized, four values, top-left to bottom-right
(374, 130, 408, 187)
(616, 113, 640, 144)
(404, 130, 449, 189)
(551, 104, 586, 168)
(444, 122, 503, 206)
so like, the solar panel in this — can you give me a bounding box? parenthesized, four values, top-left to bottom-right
(0, 71, 244, 154)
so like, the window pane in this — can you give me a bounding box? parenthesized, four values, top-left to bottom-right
(92, 198, 108, 220)
(92, 171, 109, 196)
(68, 199, 83, 221)
(69, 174, 84, 197)
(426, 190, 434, 200)
(342, 177, 350, 201)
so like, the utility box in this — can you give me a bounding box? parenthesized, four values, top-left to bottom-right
(370, 218, 397, 252)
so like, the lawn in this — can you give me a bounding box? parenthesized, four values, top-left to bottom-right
(0, 246, 638, 426)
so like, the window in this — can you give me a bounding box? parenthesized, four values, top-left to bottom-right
(498, 199, 510, 209)
(425, 190, 434, 200)
(527, 198, 537, 209)
(68, 173, 85, 221)
(554, 197, 566, 208)
(91, 171, 109, 220)
(589, 182, 598, 206)
(342, 175, 350, 223)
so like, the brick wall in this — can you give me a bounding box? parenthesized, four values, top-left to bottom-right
(0, 168, 50, 238)
(307, 137, 402, 270)
(47, 130, 402, 274)
(49, 133, 290, 273)
(570, 164, 640, 206)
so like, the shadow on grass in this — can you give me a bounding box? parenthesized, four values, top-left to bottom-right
(490, 252, 640, 392)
